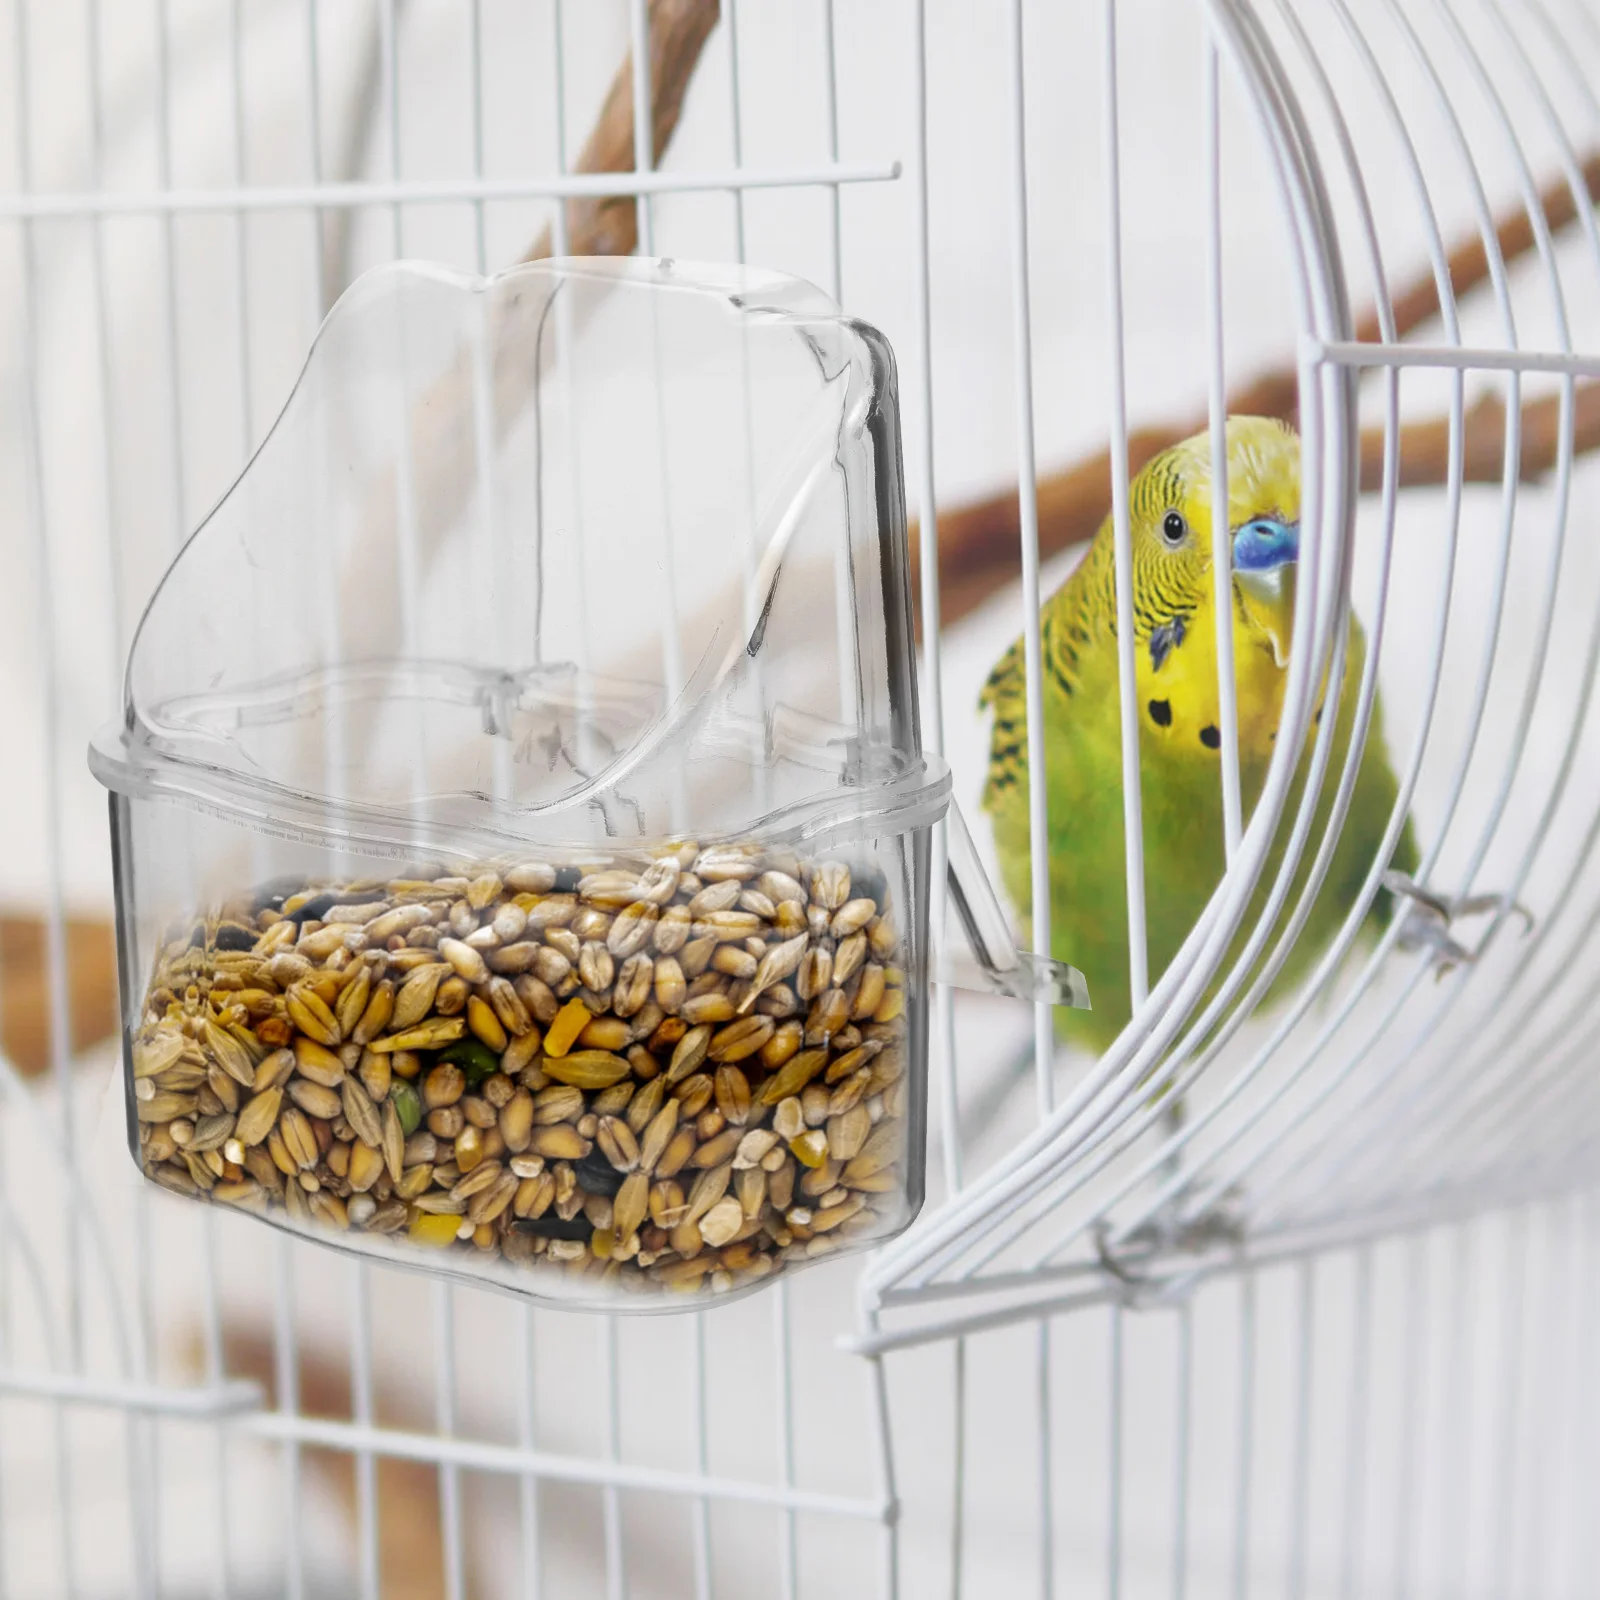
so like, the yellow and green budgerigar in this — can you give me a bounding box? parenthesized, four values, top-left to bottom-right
(980, 416, 1419, 1055)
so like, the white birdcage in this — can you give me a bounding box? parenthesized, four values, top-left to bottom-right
(4, 1, 1600, 1596)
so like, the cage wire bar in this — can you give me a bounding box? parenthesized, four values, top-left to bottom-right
(7, 0, 1600, 1597)
(863, 0, 1600, 1353)
(1190, 0, 1589, 1252)
(863, 0, 1359, 1326)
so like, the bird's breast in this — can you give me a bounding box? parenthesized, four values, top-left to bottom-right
(1133, 600, 1287, 770)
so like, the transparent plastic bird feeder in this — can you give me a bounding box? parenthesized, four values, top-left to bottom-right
(89, 256, 1083, 1308)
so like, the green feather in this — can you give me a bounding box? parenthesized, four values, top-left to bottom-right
(981, 418, 1418, 1055)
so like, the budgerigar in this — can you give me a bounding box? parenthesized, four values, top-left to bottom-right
(980, 417, 1419, 1056)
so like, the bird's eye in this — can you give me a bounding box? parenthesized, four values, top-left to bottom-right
(1162, 511, 1187, 547)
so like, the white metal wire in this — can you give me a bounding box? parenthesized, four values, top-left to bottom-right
(229, 1411, 886, 1517)
(0, 165, 901, 220)
(1101, 0, 1152, 1020)
(9, 2, 1600, 1596)
(869, 0, 1600, 1349)
(1206, 41, 1245, 862)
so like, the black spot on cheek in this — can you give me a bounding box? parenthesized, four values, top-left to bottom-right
(1148, 699, 1172, 727)
(1200, 724, 1221, 749)
(1150, 615, 1187, 672)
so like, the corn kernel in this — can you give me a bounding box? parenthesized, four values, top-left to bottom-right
(788, 1129, 829, 1169)
(408, 1211, 461, 1248)
(544, 997, 591, 1058)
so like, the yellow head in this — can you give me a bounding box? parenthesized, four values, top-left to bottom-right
(1120, 415, 1301, 667)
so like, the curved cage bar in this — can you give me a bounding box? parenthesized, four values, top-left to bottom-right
(863, 0, 1600, 1355)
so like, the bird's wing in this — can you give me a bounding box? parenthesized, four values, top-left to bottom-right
(979, 554, 1101, 812)
(978, 628, 1028, 814)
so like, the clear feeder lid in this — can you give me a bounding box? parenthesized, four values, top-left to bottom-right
(90, 257, 1084, 1008)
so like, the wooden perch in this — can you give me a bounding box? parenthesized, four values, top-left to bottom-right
(917, 151, 1600, 632)
(0, 915, 117, 1077)
(1359, 380, 1600, 492)
(523, 0, 722, 264)
(1359, 151, 1600, 347)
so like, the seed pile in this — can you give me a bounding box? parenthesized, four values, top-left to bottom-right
(131, 843, 912, 1297)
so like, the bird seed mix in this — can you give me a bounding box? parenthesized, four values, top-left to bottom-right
(129, 843, 912, 1298)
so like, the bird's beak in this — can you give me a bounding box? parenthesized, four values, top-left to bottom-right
(1232, 518, 1299, 667)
